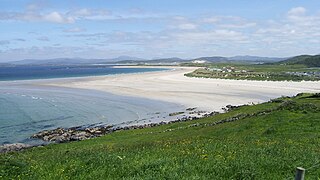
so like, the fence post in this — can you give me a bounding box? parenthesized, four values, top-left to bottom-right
(295, 167, 305, 180)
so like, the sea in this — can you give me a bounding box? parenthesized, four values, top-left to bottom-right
(0, 65, 183, 145)
(0, 65, 165, 81)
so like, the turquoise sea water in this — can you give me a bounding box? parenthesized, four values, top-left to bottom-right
(0, 65, 166, 81)
(0, 66, 183, 145)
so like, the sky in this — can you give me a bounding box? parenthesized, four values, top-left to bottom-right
(0, 0, 320, 62)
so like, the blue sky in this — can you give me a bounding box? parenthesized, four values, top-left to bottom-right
(0, 0, 320, 61)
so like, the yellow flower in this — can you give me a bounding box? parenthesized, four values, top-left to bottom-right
(201, 154, 208, 160)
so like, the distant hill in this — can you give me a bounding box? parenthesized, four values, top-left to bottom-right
(192, 56, 286, 63)
(10, 56, 144, 65)
(11, 58, 107, 65)
(5, 55, 290, 65)
(108, 56, 145, 61)
(0, 63, 13, 66)
(228, 56, 287, 62)
(193, 56, 228, 62)
(278, 55, 320, 67)
(116, 57, 186, 64)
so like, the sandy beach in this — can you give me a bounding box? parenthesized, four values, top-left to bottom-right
(43, 66, 320, 111)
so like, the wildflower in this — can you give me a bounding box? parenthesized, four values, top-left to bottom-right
(117, 156, 123, 160)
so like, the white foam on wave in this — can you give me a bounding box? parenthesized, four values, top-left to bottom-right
(31, 96, 43, 100)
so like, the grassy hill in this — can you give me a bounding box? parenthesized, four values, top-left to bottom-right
(279, 55, 320, 67)
(1, 93, 320, 179)
(185, 63, 320, 81)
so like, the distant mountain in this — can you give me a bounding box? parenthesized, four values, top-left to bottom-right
(11, 58, 107, 65)
(108, 56, 145, 61)
(278, 55, 320, 67)
(190, 56, 286, 63)
(10, 56, 145, 65)
(193, 56, 228, 62)
(5, 55, 291, 65)
(148, 57, 185, 63)
(228, 56, 287, 62)
(0, 63, 13, 67)
(116, 57, 186, 64)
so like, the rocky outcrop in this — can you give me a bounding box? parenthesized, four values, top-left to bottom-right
(30, 109, 221, 144)
(31, 125, 113, 143)
(0, 143, 32, 153)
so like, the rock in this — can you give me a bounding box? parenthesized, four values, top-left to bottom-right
(169, 112, 185, 116)
(94, 130, 102, 134)
(0, 143, 31, 153)
(70, 135, 87, 141)
(51, 135, 70, 143)
(186, 107, 197, 111)
(30, 109, 219, 144)
(43, 135, 50, 141)
(75, 132, 89, 137)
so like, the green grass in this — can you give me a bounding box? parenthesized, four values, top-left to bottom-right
(185, 63, 320, 81)
(1, 93, 320, 179)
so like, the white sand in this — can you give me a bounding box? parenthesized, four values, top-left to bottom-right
(44, 66, 320, 111)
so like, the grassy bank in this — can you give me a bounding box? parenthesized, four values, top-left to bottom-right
(1, 93, 320, 179)
(184, 64, 320, 81)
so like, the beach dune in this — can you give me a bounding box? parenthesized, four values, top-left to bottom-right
(45, 67, 320, 111)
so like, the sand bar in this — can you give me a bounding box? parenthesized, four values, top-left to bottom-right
(43, 66, 320, 111)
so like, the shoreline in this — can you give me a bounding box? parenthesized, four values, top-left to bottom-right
(3, 92, 315, 153)
(0, 83, 186, 146)
(1, 66, 320, 152)
(43, 66, 320, 111)
(0, 107, 219, 153)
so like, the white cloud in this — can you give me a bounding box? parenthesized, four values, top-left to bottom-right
(172, 16, 188, 21)
(70, 8, 92, 16)
(43, 12, 74, 23)
(286, 6, 319, 26)
(0, 11, 75, 24)
(202, 17, 220, 23)
(1, 5, 320, 60)
(0, 6, 160, 24)
(219, 21, 256, 28)
(202, 16, 244, 24)
(67, 8, 110, 20)
(63, 27, 86, 33)
(174, 29, 246, 44)
(253, 7, 320, 45)
(41, 7, 320, 57)
(288, 7, 306, 16)
(177, 23, 197, 30)
(202, 16, 257, 29)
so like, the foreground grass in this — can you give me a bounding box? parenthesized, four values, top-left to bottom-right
(1, 93, 320, 179)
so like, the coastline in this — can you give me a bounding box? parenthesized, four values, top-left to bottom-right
(1, 66, 320, 152)
(0, 108, 216, 153)
(42, 66, 320, 111)
(0, 68, 188, 146)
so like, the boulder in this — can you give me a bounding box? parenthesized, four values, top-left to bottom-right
(0, 143, 31, 153)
